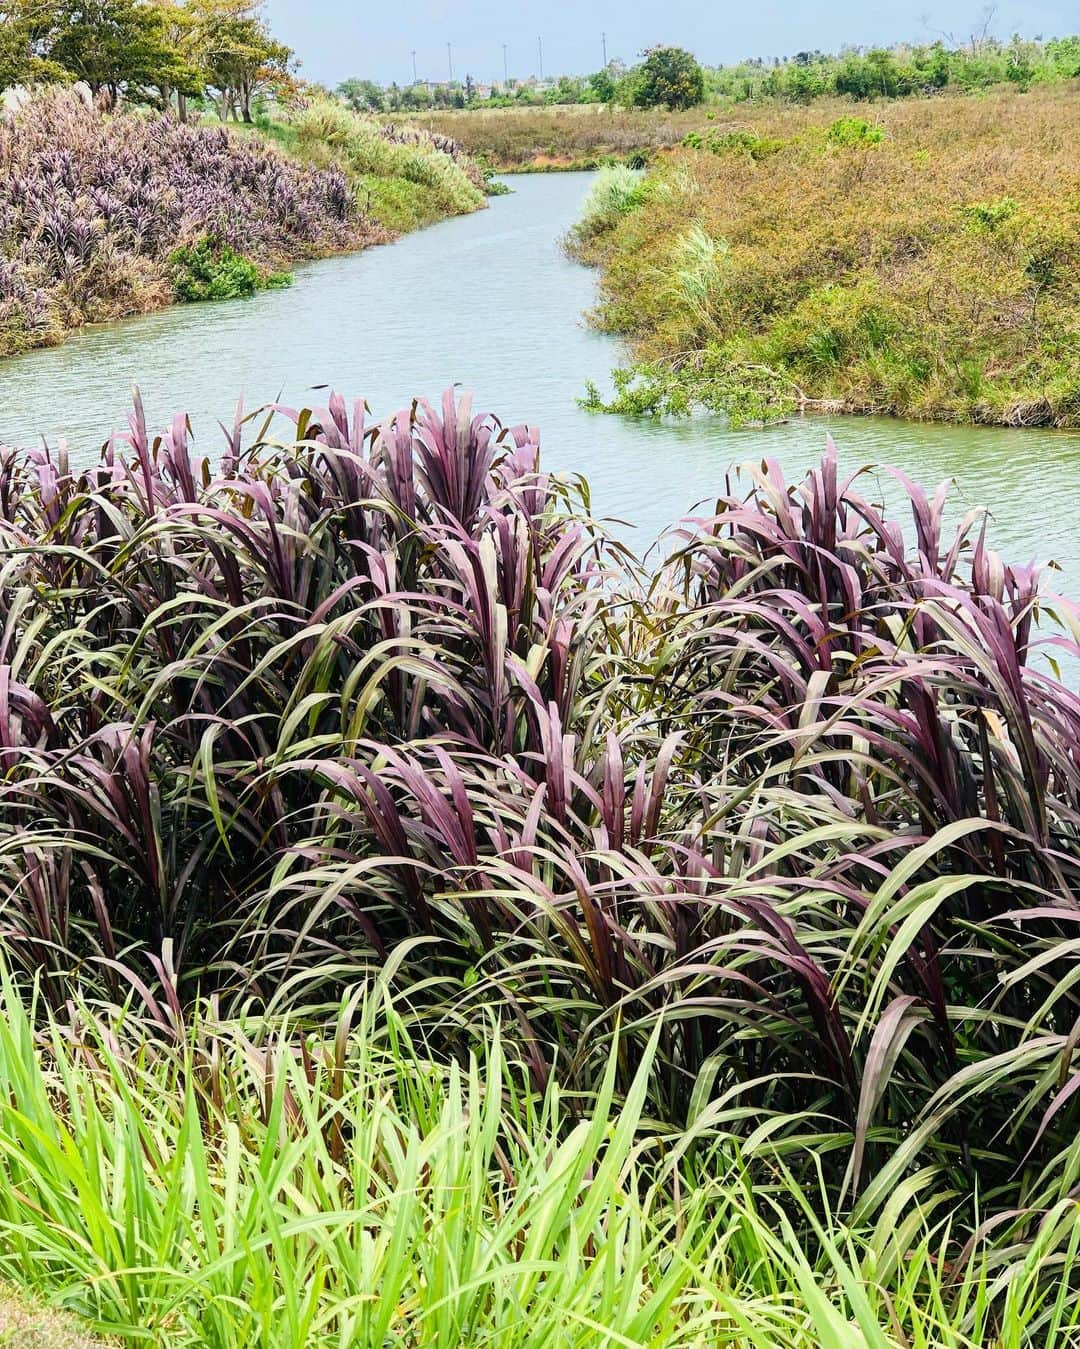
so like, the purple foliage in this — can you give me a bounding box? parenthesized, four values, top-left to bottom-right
(0, 388, 1079, 1231)
(0, 91, 370, 353)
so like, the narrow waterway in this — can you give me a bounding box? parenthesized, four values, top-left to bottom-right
(2, 171, 1078, 582)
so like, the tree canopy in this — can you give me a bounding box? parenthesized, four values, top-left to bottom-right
(0, 0, 293, 119)
(629, 45, 705, 110)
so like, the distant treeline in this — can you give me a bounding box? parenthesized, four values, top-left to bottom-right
(708, 34, 1080, 103)
(340, 33, 1080, 113)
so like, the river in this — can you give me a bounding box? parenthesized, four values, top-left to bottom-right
(1, 170, 1078, 585)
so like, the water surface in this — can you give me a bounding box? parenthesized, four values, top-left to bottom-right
(2, 171, 1077, 583)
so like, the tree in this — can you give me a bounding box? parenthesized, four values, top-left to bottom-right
(631, 44, 704, 110)
(47, 0, 198, 104)
(336, 76, 383, 112)
(191, 0, 292, 123)
(587, 67, 615, 102)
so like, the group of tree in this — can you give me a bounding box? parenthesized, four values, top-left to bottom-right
(707, 34, 1080, 104)
(0, 0, 294, 119)
(336, 46, 707, 116)
(337, 30, 1079, 117)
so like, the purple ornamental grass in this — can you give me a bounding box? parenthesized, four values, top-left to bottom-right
(0, 90, 373, 354)
(0, 388, 1078, 1253)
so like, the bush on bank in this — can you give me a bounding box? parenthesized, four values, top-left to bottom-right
(0, 386, 1079, 1341)
(570, 87, 1080, 427)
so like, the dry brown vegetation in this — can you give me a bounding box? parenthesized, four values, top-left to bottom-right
(571, 85, 1080, 426)
(399, 102, 705, 168)
(0, 1289, 105, 1347)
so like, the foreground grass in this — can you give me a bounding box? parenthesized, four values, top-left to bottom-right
(0, 973, 1076, 1348)
(570, 85, 1080, 427)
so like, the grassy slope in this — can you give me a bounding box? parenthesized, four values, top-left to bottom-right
(0, 98, 486, 362)
(265, 101, 488, 234)
(570, 85, 1080, 427)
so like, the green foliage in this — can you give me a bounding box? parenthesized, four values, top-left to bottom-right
(168, 234, 287, 301)
(581, 349, 795, 426)
(960, 195, 1018, 231)
(826, 115, 885, 147)
(700, 128, 785, 159)
(293, 100, 485, 222)
(7, 0, 203, 102)
(631, 44, 705, 110)
(336, 75, 384, 112)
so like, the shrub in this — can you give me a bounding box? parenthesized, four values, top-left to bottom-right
(960, 195, 1019, 231)
(703, 129, 786, 159)
(169, 235, 290, 302)
(825, 115, 886, 147)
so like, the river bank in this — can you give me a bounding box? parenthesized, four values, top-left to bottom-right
(567, 86, 1080, 429)
(3, 171, 1077, 585)
(0, 92, 486, 362)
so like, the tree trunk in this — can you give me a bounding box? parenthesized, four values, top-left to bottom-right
(177, 92, 188, 123)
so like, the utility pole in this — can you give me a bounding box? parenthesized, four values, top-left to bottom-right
(447, 42, 453, 82)
(502, 43, 508, 84)
(411, 50, 417, 83)
(537, 35, 543, 80)
(602, 32, 607, 67)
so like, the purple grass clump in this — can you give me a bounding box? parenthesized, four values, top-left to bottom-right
(0, 389, 1079, 1251)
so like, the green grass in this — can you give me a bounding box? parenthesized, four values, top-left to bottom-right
(290, 100, 486, 231)
(0, 967, 1076, 1347)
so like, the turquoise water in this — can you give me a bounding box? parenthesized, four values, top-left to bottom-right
(2, 170, 1077, 586)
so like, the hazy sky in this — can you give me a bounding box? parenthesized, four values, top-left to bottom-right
(263, 1, 1077, 88)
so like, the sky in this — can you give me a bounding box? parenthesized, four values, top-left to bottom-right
(262, 0, 1078, 88)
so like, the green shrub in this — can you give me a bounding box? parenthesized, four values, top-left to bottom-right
(168, 236, 290, 303)
(960, 195, 1018, 231)
(825, 116, 885, 147)
(705, 129, 785, 159)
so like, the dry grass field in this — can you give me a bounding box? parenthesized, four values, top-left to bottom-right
(569, 85, 1080, 425)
